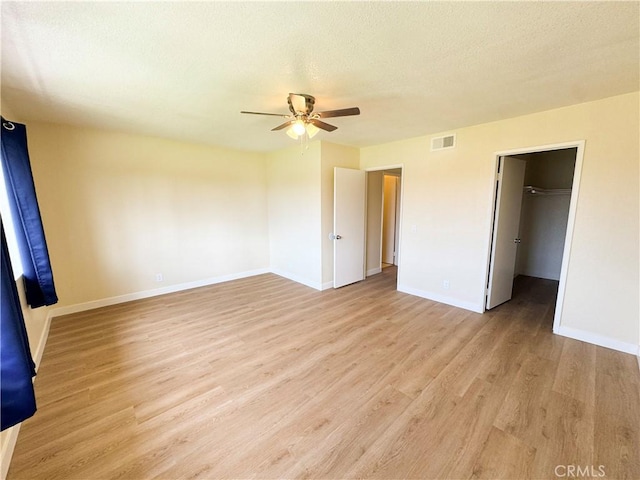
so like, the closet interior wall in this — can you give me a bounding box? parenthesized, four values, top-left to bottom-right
(515, 148, 577, 281)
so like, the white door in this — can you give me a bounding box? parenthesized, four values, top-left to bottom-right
(486, 156, 526, 309)
(333, 167, 366, 288)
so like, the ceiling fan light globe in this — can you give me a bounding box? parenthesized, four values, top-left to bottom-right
(292, 120, 306, 136)
(286, 127, 299, 139)
(306, 123, 320, 138)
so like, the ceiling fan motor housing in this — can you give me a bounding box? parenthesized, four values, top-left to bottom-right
(288, 93, 315, 114)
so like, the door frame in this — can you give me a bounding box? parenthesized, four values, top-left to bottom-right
(365, 164, 404, 285)
(483, 141, 585, 334)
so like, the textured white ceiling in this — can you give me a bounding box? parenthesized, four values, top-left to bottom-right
(2, 2, 638, 152)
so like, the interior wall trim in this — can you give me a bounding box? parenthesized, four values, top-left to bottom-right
(1, 423, 20, 480)
(269, 268, 323, 291)
(366, 267, 382, 277)
(320, 281, 334, 291)
(49, 268, 271, 318)
(397, 283, 484, 314)
(555, 325, 640, 356)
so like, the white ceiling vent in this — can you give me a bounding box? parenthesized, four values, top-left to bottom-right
(430, 133, 456, 151)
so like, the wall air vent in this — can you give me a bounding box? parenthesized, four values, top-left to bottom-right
(430, 133, 456, 151)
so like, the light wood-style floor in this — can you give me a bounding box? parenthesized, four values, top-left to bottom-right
(8, 268, 640, 479)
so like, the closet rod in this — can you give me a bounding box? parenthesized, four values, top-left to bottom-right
(523, 185, 571, 196)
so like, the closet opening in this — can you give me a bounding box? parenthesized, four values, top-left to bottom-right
(486, 143, 583, 331)
(515, 149, 576, 291)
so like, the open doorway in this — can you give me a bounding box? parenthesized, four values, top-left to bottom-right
(485, 142, 584, 331)
(365, 167, 402, 286)
(382, 171, 401, 268)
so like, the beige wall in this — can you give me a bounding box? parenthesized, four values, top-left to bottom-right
(267, 142, 323, 288)
(266, 141, 359, 289)
(26, 122, 270, 307)
(320, 142, 360, 286)
(361, 92, 640, 350)
(516, 194, 572, 281)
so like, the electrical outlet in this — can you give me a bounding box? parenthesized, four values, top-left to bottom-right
(155, 273, 163, 282)
(443, 280, 450, 290)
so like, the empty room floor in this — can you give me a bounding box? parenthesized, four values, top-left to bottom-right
(8, 268, 640, 479)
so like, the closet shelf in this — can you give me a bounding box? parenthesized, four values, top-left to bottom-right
(523, 185, 571, 196)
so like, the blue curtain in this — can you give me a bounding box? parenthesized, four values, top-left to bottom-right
(1, 117, 57, 430)
(1, 220, 37, 430)
(1, 117, 58, 307)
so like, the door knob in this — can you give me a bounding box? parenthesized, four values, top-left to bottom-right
(335, 235, 342, 240)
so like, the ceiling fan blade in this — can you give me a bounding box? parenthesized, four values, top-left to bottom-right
(316, 107, 360, 118)
(241, 111, 289, 117)
(271, 121, 293, 131)
(310, 119, 338, 132)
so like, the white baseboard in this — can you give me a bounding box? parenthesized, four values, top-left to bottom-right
(320, 281, 334, 291)
(32, 313, 52, 372)
(397, 283, 484, 314)
(49, 268, 270, 317)
(366, 267, 382, 276)
(554, 325, 640, 356)
(395, 287, 639, 355)
(1, 423, 20, 480)
(270, 268, 323, 291)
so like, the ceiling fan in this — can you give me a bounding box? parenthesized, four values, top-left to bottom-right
(241, 93, 360, 139)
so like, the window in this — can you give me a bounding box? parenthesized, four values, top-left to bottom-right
(0, 159, 23, 279)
